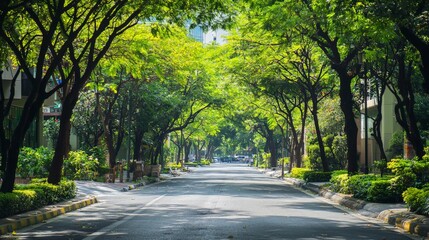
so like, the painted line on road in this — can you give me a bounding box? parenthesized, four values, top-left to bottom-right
(83, 194, 166, 240)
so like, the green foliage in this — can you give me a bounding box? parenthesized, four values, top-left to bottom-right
(0, 181, 76, 218)
(15, 180, 76, 205)
(403, 187, 429, 215)
(290, 168, 311, 179)
(43, 118, 60, 148)
(17, 147, 53, 178)
(198, 159, 211, 165)
(166, 162, 182, 170)
(329, 174, 351, 194)
(347, 174, 378, 200)
(331, 170, 348, 177)
(184, 162, 198, 167)
(306, 143, 321, 170)
(255, 153, 269, 168)
(278, 157, 290, 167)
(386, 131, 404, 159)
(64, 151, 99, 180)
(387, 157, 429, 189)
(305, 135, 347, 171)
(302, 171, 332, 182)
(373, 160, 388, 176)
(367, 180, 401, 203)
(413, 89, 429, 142)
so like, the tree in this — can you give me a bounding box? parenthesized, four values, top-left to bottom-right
(0, 0, 236, 192)
(368, 1, 429, 93)
(272, 40, 333, 172)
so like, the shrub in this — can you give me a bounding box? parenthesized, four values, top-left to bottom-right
(0, 181, 76, 218)
(166, 162, 182, 169)
(373, 160, 388, 176)
(184, 162, 198, 167)
(302, 171, 332, 182)
(331, 170, 348, 177)
(290, 168, 312, 179)
(277, 157, 290, 168)
(367, 180, 401, 203)
(199, 159, 211, 165)
(0, 191, 31, 218)
(348, 175, 378, 200)
(402, 183, 429, 216)
(330, 173, 350, 194)
(306, 144, 321, 170)
(64, 150, 99, 180)
(261, 152, 271, 168)
(386, 131, 404, 159)
(15, 180, 76, 204)
(17, 147, 53, 178)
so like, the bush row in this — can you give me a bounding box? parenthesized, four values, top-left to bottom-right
(291, 168, 404, 203)
(0, 180, 76, 218)
(330, 173, 404, 203)
(290, 168, 333, 182)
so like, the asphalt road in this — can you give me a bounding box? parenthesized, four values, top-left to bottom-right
(4, 164, 415, 239)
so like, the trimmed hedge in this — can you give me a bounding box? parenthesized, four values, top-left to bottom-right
(367, 180, 401, 203)
(0, 180, 76, 218)
(290, 168, 312, 179)
(348, 174, 378, 200)
(329, 174, 403, 203)
(330, 173, 351, 194)
(302, 171, 332, 182)
(403, 187, 429, 216)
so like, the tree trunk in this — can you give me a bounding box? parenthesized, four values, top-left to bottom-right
(133, 129, 143, 161)
(293, 140, 303, 168)
(371, 83, 388, 162)
(0, 139, 20, 192)
(48, 87, 81, 184)
(184, 141, 191, 163)
(399, 26, 429, 93)
(48, 114, 71, 184)
(1, 101, 42, 192)
(312, 101, 329, 172)
(338, 72, 359, 173)
(267, 129, 277, 168)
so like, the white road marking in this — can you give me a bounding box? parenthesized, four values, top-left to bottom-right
(83, 194, 166, 240)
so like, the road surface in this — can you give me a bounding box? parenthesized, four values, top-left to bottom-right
(5, 164, 414, 239)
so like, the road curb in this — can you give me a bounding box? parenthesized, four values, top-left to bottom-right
(0, 196, 98, 236)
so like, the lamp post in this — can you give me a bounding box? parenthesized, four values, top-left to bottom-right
(358, 52, 369, 174)
(126, 89, 131, 181)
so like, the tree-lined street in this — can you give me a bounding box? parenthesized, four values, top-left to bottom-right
(7, 165, 412, 239)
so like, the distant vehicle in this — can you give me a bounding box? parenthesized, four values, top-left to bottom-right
(235, 155, 250, 162)
(220, 157, 237, 163)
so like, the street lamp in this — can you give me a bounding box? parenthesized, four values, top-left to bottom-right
(358, 52, 369, 174)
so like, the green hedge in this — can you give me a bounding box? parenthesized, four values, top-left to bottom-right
(367, 180, 402, 203)
(302, 171, 332, 182)
(403, 186, 429, 215)
(0, 180, 76, 218)
(329, 174, 403, 203)
(290, 168, 312, 179)
(348, 174, 378, 200)
(330, 173, 351, 194)
(184, 162, 198, 167)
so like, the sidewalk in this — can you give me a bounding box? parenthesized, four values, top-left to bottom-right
(0, 173, 178, 236)
(260, 168, 429, 239)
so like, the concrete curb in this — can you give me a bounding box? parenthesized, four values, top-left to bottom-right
(0, 196, 98, 236)
(283, 177, 429, 238)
